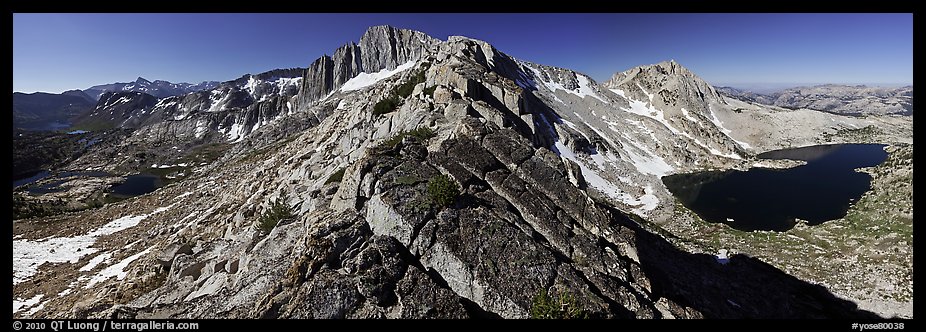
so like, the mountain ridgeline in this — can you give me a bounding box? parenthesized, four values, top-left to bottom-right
(84, 77, 220, 101)
(13, 25, 906, 319)
(13, 78, 220, 131)
(717, 84, 913, 116)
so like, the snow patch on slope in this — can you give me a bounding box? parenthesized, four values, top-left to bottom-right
(79, 252, 113, 272)
(13, 202, 177, 285)
(631, 186, 660, 216)
(525, 65, 606, 103)
(637, 83, 655, 102)
(680, 108, 705, 128)
(24, 300, 46, 316)
(708, 105, 752, 149)
(225, 121, 246, 142)
(155, 98, 178, 109)
(84, 248, 152, 289)
(13, 294, 43, 314)
(244, 76, 260, 96)
(616, 90, 684, 136)
(612, 90, 741, 159)
(207, 89, 228, 113)
(574, 75, 607, 102)
(621, 141, 675, 177)
(550, 131, 660, 216)
(340, 61, 416, 92)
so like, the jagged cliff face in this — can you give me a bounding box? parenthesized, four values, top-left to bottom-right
(296, 26, 440, 105)
(70, 26, 440, 172)
(13, 26, 890, 319)
(75, 70, 302, 137)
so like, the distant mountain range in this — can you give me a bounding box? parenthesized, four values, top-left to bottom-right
(716, 84, 913, 116)
(15, 75, 912, 133)
(12, 90, 95, 131)
(71, 68, 303, 133)
(83, 77, 220, 100)
(13, 77, 221, 131)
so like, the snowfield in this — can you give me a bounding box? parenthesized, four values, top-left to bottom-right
(340, 61, 416, 92)
(13, 205, 173, 284)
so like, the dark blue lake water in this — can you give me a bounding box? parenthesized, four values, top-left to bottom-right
(109, 174, 162, 197)
(15, 171, 162, 199)
(13, 171, 51, 188)
(662, 144, 888, 231)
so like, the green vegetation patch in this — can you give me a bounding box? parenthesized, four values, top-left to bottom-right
(239, 135, 298, 163)
(395, 175, 420, 186)
(256, 194, 296, 235)
(371, 63, 431, 116)
(822, 125, 883, 141)
(374, 127, 436, 152)
(663, 144, 914, 306)
(530, 289, 587, 319)
(71, 119, 116, 132)
(422, 85, 437, 97)
(179, 143, 233, 165)
(325, 167, 346, 185)
(372, 96, 401, 116)
(427, 174, 459, 208)
(394, 68, 427, 98)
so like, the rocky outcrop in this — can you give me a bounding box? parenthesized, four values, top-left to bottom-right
(52, 112, 873, 319)
(72, 68, 304, 151)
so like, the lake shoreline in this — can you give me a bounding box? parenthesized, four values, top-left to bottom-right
(663, 144, 889, 232)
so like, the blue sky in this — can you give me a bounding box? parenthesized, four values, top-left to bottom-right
(13, 13, 912, 93)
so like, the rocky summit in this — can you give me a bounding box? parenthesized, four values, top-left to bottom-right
(13, 25, 911, 319)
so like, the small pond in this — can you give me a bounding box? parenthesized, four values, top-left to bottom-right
(109, 174, 163, 197)
(14, 170, 163, 199)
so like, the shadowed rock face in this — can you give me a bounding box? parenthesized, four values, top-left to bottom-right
(13, 26, 886, 320)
